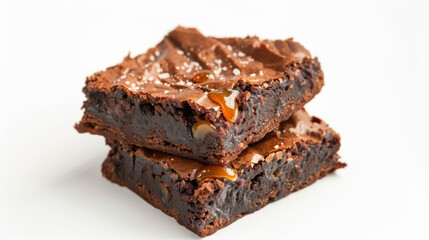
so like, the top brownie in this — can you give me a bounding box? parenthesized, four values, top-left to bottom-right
(76, 26, 324, 165)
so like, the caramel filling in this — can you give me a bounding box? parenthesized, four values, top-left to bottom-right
(207, 89, 239, 123)
(195, 165, 238, 183)
(192, 120, 216, 139)
(273, 170, 280, 177)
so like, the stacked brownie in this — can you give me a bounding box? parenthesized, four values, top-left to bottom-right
(76, 26, 346, 237)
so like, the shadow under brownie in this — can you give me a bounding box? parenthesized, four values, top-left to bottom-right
(102, 109, 346, 237)
(76, 26, 324, 165)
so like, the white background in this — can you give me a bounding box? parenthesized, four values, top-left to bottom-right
(1, 0, 428, 239)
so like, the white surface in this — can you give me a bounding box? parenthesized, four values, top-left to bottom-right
(1, 0, 428, 239)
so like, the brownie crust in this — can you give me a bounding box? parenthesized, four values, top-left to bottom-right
(76, 27, 324, 165)
(102, 110, 345, 237)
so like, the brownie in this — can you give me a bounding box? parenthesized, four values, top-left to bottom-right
(76, 26, 324, 165)
(102, 110, 346, 237)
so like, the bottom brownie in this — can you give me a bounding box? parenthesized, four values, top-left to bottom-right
(102, 110, 346, 237)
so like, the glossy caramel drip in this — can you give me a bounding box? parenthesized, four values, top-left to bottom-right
(193, 70, 215, 83)
(273, 170, 280, 177)
(195, 165, 238, 183)
(207, 90, 239, 123)
(192, 120, 216, 139)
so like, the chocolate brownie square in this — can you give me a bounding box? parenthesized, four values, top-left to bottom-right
(102, 110, 345, 237)
(76, 27, 324, 165)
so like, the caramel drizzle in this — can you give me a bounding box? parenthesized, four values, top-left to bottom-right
(195, 165, 238, 183)
(192, 120, 216, 139)
(207, 89, 239, 123)
(192, 70, 215, 83)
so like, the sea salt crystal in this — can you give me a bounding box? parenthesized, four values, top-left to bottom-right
(214, 68, 222, 75)
(233, 68, 241, 76)
(159, 73, 170, 79)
